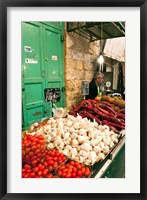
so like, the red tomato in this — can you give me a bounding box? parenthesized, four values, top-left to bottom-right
(28, 151, 34, 157)
(48, 160, 54, 166)
(55, 151, 60, 157)
(33, 166, 39, 173)
(23, 174, 29, 178)
(25, 148, 31, 154)
(84, 168, 91, 177)
(46, 174, 53, 178)
(69, 161, 75, 166)
(39, 165, 45, 171)
(77, 170, 82, 177)
(31, 160, 37, 166)
(48, 166, 53, 171)
(25, 168, 31, 173)
(35, 149, 40, 155)
(57, 170, 62, 176)
(81, 167, 86, 174)
(37, 171, 42, 176)
(43, 161, 48, 167)
(72, 167, 77, 172)
(31, 155, 37, 161)
(53, 162, 58, 168)
(24, 164, 31, 169)
(30, 172, 36, 178)
(42, 169, 49, 176)
(67, 168, 72, 173)
(71, 172, 76, 178)
(53, 157, 58, 162)
(62, 172, 67, 178)
(66, 173, 71, 178)
(38, 163, 43, 168)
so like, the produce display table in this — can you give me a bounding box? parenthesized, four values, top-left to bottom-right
(92, 135, 125, 178)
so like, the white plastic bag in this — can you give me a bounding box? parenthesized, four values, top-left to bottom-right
(52, 104, 67, 118)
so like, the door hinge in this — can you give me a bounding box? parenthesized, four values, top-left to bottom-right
(61, 34, 65, 42)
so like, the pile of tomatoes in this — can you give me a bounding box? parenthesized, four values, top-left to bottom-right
(57, 161, 91, 178)
(22, 134, 91, 178)
(22, 163, 60, 178)
(22, 134, 46, 166)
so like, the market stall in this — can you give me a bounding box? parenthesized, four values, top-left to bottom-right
(22, 21, 125, 178)
(22, 97, 125, 178)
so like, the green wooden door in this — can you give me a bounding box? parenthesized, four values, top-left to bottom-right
(43, 24, 65, 117)
(22, 22, 65, 130)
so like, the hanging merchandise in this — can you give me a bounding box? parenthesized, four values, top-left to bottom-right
(117, 63, 124, 95)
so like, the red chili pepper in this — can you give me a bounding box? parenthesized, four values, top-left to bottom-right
(110, 116, 123, 125)
(102, 120, 125, 129)
(96, 106, 114, 116)
(78, 113, 85, 118)
(93, 107, 111, 121)
(83, 110, 101, 124)
(117, 113, 125, 120)
(99, 104, 116, 116)
(108, 125, 119, 133)
(100, 101, 113, 107)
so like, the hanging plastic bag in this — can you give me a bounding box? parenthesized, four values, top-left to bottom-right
(52, 104, 67, 118)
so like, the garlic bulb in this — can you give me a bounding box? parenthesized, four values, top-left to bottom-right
(70, 148, 78, 156)
(62, 149, 69, 156)
(81, 142, 92, 152)
(68, 127, 75, 133)
(70, 154, 76, 160)
(73, 122, 80, 130)
(70, 132, 78, 139)
(95, 135, 102, 143)
(66, 120, 73, 127)
(79, 128, 87, 136)
(97, 152, 105, 161)
(45, 135, 52, 143)
(84, 159, 92, 166)
(93, 145, 101, 153)
(98, 125, 106, 131)
(30, 125, 35, 130)
(78, 135, 86, 144)
(103, 145, 110, 155)
(103, 136, 111, 146)
(79, 150, 88, 158)
(88, 151, 98, 164)
(74, 156, 80, 162)
(109, 142, 115, 149)
(110, 135, 118, 143)
(98, 141, 104, 150)
(91, 139, 99, 146)
(47, 143, 54, 149)
(79, 156, 85, 163)
(64, 145, 72, 151)
(63, 132, 70, 139)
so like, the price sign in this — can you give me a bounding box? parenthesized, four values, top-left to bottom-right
(81, 80, 89, 95)
(44, 88, 61, 102)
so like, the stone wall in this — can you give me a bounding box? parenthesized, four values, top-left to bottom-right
(65, 31, 100, 109)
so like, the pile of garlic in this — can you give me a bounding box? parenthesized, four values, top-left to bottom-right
(30, 114, 119, 166)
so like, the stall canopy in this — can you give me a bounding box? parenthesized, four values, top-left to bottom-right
(103, 37, 125, 62)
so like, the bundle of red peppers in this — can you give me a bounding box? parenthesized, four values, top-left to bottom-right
(69, 99, 125, 133)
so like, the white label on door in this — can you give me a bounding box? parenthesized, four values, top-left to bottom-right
(25, 58, 38, 64)
(24, 46, 32, 53)
(52, 55, 58, 60)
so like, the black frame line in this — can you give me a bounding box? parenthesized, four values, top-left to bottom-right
(0, 0, 146, 200)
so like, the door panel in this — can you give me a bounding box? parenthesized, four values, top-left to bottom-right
(22, 22, 65, 130)
(22, 22, 46, 129)
(43, 25, 65, 117)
